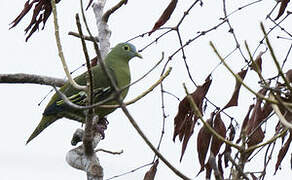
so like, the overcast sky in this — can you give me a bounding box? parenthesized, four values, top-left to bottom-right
(1, 0, 292, 179)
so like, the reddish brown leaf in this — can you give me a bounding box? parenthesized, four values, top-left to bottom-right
(236, 104, 255, 143)
(252, 89, 272, 126)
(180, 118, 195, 162)
(247, 128, 265, 147)
(250, 173, 258, 180)
(144, 160, 159, 180)
(86, 0, 94, 10)
(228, 124, 236, 142)
(173, 76, 212, 161)
(218, 154, 224, 177)
(222, 69, 248, 110)
(10, 0, 62, 41)
(173, 97, 191, 141)
(275, 0, 290, 20)
(251, 51, 264, 73)
(223, 145, 231, 168)
(223, 124, 235, 167)
(205, 161, 212, 180)
(274, 131, 292, 174)
(210, 113, 226, 156)
(197, 113, 215, 174)
(9, 1, 34, 29)
(149, 0, 178, 35)
(246, 89, 271, 149)
(286, 69, 292, 83)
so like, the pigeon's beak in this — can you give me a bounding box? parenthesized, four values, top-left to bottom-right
(135, 52, 143, 59)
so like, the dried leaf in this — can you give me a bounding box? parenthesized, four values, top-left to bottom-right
(223, 124, 235, 167)
(236, 104, 255, 144)
(205, 161, 212, 180)
(223, 146, 231, 168)
(228, 124, 236, 142)
(275, 0, 290, 20)
(246, 89, 270, 148)
(286, 69, 292, 83)
(210, 113, 226, 156)
(274, 131, 292, 174)
(222, 69, 248, 110)
(173, 76, 212, 161)
(250, 173, 258, 180)
(180, 118, 195, 161)
(10, 0, 61, 41)
(173, 97, 191, 141)
(9, 1, 34, 29)
(144, 160, 159, 180)
(251, 51, 264, 73)
(218, 154, 224, 177)
(197, 113, 214, 173)
(149, 0, 178, 35)
(247, 89, 270, 133)
(247, 128, 265, 147)
(86, 0, 94, 10)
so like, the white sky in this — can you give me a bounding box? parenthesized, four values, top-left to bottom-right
(1, 0, 292, 179)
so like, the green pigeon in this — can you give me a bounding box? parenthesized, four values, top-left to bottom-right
(27, 42, 142, 144)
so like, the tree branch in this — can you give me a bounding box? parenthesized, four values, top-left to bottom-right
(0, 73, 65, 87)
(51, 0, 87, 90)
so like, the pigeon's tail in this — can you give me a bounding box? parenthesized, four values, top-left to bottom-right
(26, 115, 58, 144)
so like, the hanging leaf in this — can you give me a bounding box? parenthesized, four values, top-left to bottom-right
(217, 154, 224, 177)
(197, 113, 214, 174)
(173, 75, 212, 161)
(180, 118, 195, 161)
(275, 0, 290, 20)
(148, 0, 178, 35)
(247, 128, 265, 147)
(205, 161, 212, 180)
(236, 104, 255, 144)
(222, 69, 248, 110)
(210, 112, 227, 156)
(10, 0, 61, 41)
(286, 69, 292, 83)
(246, 89, 271, 148)
(144, 160, 159, 180)
(250, 173, 258, 180)
(274, 131, 292, 174)
(251, 51, 265, 73)
(223, 124, 235, 167)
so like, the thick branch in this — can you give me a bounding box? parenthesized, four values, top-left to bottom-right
(0, 73, 65, 87)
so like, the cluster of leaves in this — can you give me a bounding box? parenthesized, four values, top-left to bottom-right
(172, 47, 292, 178)
(10, 0, 94, 41)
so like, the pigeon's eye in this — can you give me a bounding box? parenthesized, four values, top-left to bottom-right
(123, 45, 130, 51)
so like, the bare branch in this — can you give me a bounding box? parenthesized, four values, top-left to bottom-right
(0, 73, 65, 87)
(51, 0, 87, 90)
(95, 148, 123, 155)
(68, 31, 99, 42)
(102, 0, 127, 23)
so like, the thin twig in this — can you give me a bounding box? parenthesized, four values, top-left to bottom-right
(119, 103, 192, 180)
(51, 0, 87, 90)
(76, 12, 95, 156)
(95, 149, 123, 155)
(106, 163, 153, 180)
(102, 0, 127, 22)
(68, 31, 99, 42)
(226, 153, 250, 180)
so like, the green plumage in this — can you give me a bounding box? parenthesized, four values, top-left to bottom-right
(27, 43, 142, 144)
